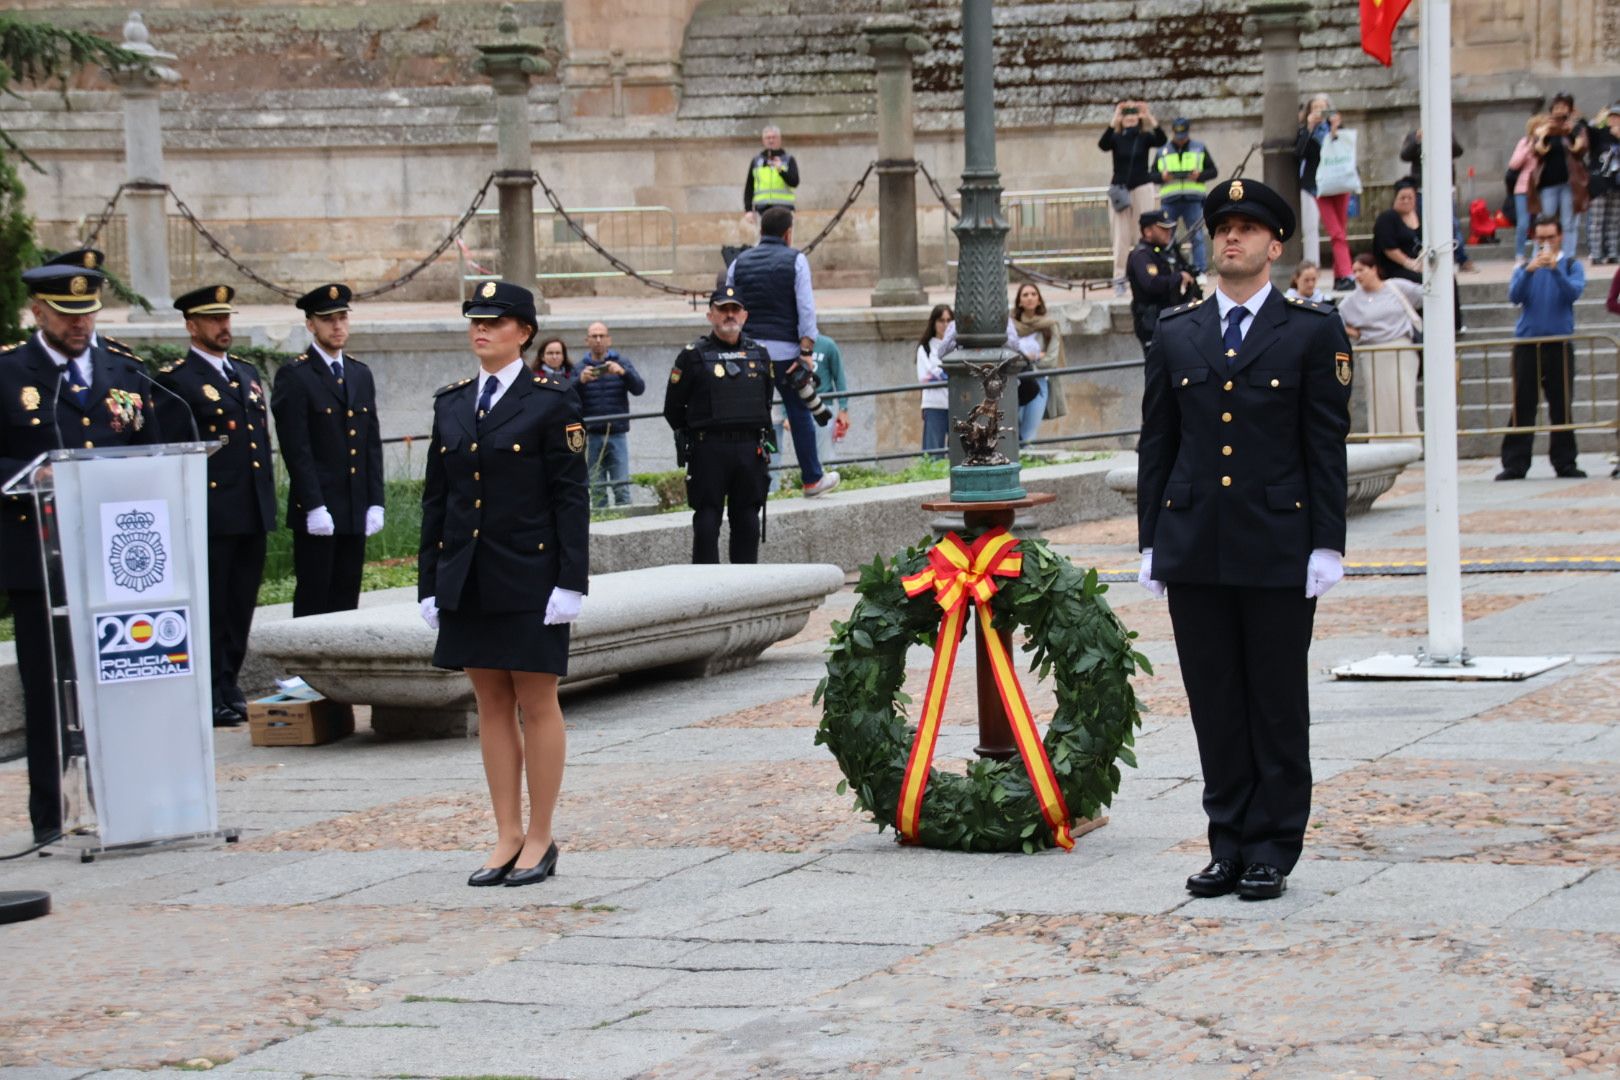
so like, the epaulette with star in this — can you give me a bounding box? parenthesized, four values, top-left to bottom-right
(0, 340, 24, 355)
(532, 370, 567, 391)
(1157, 296, 1204, 321)
(434, 376, 474, 397)
(101, 336, 147, 365)
(1285, 295, 1335, 315)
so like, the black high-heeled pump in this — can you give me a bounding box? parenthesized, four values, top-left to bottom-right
(468, 847, 521, 887)
(504, 841, 559, 887)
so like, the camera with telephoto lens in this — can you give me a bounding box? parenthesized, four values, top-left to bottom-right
(784, 358, 832, 426)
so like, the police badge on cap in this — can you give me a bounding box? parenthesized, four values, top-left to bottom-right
(461, 280, 538, 326)
(1202, 177, 1296, 241)
(21, 250, 107, 315)
(174, 284, 237, 317)
(295, 283, 353, 316)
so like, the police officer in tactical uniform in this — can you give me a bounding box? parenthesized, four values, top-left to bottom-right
(155, 284, 277, 727)
(1126, 208, 1197, 358)
(272, 284, 385, 617)
(1136, 178, 1353, 902)
(0, 249, 162, 845)
(662, 286, 774, 564)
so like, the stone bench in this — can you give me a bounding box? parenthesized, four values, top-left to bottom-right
(247, 562, 846, 738)
(1104, 442, 1423, 517)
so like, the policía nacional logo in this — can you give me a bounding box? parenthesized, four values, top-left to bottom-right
(107, 508, 168, 593)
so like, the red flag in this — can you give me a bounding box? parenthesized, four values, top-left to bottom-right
(1360, 0, 1414, 66)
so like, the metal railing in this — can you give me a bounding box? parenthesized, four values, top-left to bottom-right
(942, 187, 1116, 276)
(458, 205, 678, 298)
(1348, 332, 1620, 441)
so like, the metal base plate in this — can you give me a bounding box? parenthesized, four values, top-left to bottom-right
(1332, 654, 1572, 681)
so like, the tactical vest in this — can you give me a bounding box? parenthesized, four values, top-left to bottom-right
(750, 157, 796, 207)
(1158, 143, 1209, 197)
(688, 336, 772, 430)
(729, 237, 800, 344)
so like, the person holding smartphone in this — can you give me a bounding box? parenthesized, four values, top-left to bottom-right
(1100, 99, 1168, 293)
(1498, 216, 1588, 480)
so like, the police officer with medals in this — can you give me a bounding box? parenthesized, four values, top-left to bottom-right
(272, 284, 385, 617)
(154, 285, 276, 727)
(662, 286, 773, 564)
(0, 249, 161, 845)
(1127, 208, 1196, 358)
(1136, 178, 1353, 902)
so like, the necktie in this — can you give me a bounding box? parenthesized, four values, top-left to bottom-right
(62, 360, 89, 407)
(476, 374, 499, 422)
(329, 359, 344, 384)
(1223, 306, 1248, 364)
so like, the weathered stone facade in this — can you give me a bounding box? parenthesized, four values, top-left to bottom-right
(7, 0, 1616, 299)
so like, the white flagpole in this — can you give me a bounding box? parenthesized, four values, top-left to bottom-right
(1417, 0, 1466, 664)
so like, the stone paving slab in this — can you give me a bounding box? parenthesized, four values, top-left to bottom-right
(1301, 862, 1585, 925)
(1505, 869, 1620, 933)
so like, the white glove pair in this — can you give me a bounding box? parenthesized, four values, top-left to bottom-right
(1136, 548, 1344, 599)
(417, 588, 584, 630)
(305, 505, 386, 537)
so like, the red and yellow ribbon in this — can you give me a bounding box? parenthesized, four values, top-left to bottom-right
(896, 529, 1074, 850)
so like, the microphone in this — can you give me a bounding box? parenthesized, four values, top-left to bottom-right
(133, 366, 201, 443)
(49, 363, 66, 451)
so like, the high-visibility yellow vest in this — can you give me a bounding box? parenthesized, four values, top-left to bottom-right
(751, 159, 795, 207)
(1158, 146, 1209, 197)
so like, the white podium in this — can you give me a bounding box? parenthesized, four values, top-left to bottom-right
(3, 442, 234, 859)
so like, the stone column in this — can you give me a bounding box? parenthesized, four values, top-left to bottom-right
(476, 3, 552, 313)
(105, 13, 179, 322)
(946, 0, 1014, 473)
(1247, 0, 1313, 268)
(862, 3, 928, 308)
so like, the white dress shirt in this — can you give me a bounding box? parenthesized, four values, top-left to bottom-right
(1213, 280, 1274, 342)
(36, 331, 91, 385)
(190, 346, 231, 379)
(475, 358, 525, 417)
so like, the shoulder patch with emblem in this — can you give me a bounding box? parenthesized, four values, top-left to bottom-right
(1335, 352, 1352, 386)
(433, 376, 474, 397)
(565, 422, 585, 453)
(669, 366, 682, 384)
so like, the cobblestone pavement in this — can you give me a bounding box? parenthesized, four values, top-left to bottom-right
(1, 455, 1617, 1079)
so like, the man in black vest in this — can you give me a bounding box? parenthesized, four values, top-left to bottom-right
(155, 285, 277, 726)
(662, 286, 774, 563)
(1137, 179, 1352, 902)
(725, 206, 840, 497)
(1127, 209, 1196, 358)
(1, 250, 161, 844)
(272, 284, 385, 616)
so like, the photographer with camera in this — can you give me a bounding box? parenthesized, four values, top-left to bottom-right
(727, 206, 841, 497)
(663, 287, 775, 563)
(1498, 215, 1588, 481)
(743, 125, 800, 224)
(1100, 99, 1167, 294)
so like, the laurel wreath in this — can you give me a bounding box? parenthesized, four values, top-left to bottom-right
(814, 536, 1149, 853)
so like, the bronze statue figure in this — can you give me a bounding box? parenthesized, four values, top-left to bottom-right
(953, 358, 1015, 466)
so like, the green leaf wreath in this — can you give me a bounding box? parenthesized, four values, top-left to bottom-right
(814, 535, 1150, 853)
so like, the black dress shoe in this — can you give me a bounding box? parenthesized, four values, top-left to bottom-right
(1555, 467, 1588, 479)
(1186, 858, 1243, 897)
(1494, 469, 1526, 482)
(505, 841, 559, 887)
(212, 704, 247, 728)
(468, 849, 521, 887)
(1237, 863, 1288, 900)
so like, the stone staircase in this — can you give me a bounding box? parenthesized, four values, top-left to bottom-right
(679, 0, 1402, 129)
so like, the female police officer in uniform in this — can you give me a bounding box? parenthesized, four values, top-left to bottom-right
(418, 281, 589, 887)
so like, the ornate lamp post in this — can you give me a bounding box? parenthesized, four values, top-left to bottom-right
(861, 0, 929, 308)
(105, 12, 179, 321)
(476, 3, 552, 313)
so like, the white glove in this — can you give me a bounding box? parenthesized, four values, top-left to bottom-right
(365, 505, 385, 537)
(1305, 549, 1345, 599)
(544, 587, 584, 626)
(306, 506, 335, 536)
(419, 596, 439, 630)
(1137, 548, 1166, 599)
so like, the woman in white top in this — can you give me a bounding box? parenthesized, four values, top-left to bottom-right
(916, 304, 953, 457)
(1337, 253, 1425, 437)
(1284, 261, 1332, 303)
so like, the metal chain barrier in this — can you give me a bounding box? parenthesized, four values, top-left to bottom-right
(797, 160, 877, 256)
(78, 173, 502, 301)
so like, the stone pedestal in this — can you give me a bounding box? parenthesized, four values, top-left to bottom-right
(1247, 0, 1314, 269)
(476, 3, 552, 314)
(105, 13, 179, 322)
(863, 8, 928, 308)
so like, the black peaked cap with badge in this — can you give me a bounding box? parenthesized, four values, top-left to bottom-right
(1140, 208, 1173, 230)
(175, 284, 237, 317)
(1202, 177, 1295, 241)
(296, 283, 353, 316)
(710, 285, 745, 308)
(463, 281, 537, 324)
(21, 248, 106, 314)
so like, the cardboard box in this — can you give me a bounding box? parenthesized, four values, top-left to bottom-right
(248, 691, 355, 747)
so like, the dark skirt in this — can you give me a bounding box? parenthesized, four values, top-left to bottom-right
(433, 606, 571, 676)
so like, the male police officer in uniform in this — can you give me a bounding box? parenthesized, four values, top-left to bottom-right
(0, 249, 161, 844)
(155, 285, 277, 726)
(662, 286, 773, 564)
(1137, 178, 1353, 902)
(1127, 208, 1196, 358)
(272, 284, 385, 617)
